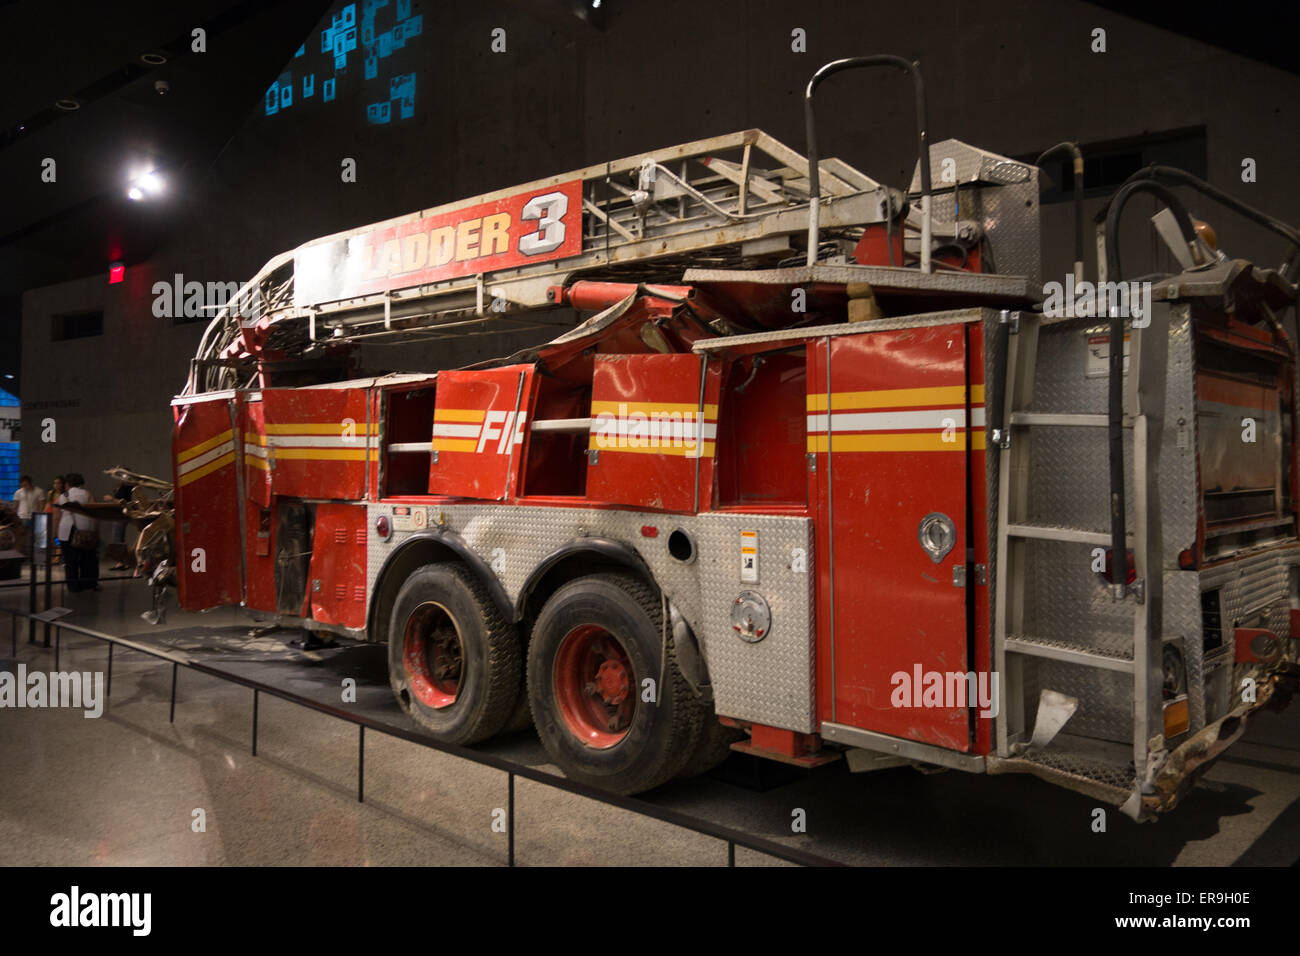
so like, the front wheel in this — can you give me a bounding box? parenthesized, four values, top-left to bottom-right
(387, 562, 521, 745)
(527, 573, 703, 793)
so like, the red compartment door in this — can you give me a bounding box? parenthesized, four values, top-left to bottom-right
(428, 365, 535, 500)
(307, 503, 368, 628)
(243, 397, 272, 507)
(173, 397, 243, 611)
(261, 388, 374, 500)
(811, 325, 974, 751)
(586, 353, 719, 513)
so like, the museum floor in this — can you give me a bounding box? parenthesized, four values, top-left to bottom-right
(2, 570, 1298, 866)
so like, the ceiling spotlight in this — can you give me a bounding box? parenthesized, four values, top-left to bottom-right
(54, 98, 80, 112)
(127, 168, 165, 200)
(141, 52, 168, 66)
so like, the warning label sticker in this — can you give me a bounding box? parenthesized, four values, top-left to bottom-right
(1085, 326, 1131, 378)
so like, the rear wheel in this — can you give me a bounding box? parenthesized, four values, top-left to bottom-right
(527, 573, 703, 793)
(388, 562, 520, 745)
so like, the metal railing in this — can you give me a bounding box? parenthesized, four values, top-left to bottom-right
(3, 601, 844, 867)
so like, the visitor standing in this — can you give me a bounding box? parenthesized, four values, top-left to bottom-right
(58, 473, 99, 592)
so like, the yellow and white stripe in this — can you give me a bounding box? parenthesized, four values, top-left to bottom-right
(589, 401, 719, 459)
(244, 430, 269, 471)
(177, 429, 236, 487)
(806, 386, 986, 453)
(257, 422, 380, 463)
(432, 408, 487, 453)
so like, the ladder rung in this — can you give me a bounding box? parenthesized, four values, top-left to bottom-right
(1008, 412, 1110, 427)
(1004, 635, 1134, 672)
(1006, 523, 1125, 546)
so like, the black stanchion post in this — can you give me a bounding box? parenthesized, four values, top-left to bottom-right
(106, 642, 113, 698)
(251, 689, 258, 756)
(43, 516, 52, 646)
(54, 627, 59, 671)
(357, 725, 365, 803)
(10, 609, 15, 658)
(508, 772, 515, 868)
(169, 662, 177, 722)
(43, 514, 52, 610)
(728, 841, 735, 867)
(27, 530, 35, 645)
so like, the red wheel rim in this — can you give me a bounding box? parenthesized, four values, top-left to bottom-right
(553, 625, 636, 749)
(402, 602, 464, 710)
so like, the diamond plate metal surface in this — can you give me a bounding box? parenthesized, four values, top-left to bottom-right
(365, 503, 817, 732)
(1003, 306, 1204, 747)
(907, 140, 1041, 290)
(692, 308, 990, 350)
(908, 140, 1036, 192)
(1026, 427, 1136, 530)
(1026, 306, 1197, 556)
(695, 513, 815, 732)
(683, 264, 1032, 298)
(1022, 539, 1134, 657)
(1202, 545, 1298, 625)
(1033, 659, 1133, 743)
(1008, 741, 1135, 794)
(1164, 570, 1205, 731)
(926, 178, 1041, 293)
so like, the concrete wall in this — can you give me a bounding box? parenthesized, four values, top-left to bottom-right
(20, 0, 1300, 492)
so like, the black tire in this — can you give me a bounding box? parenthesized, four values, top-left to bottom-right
(502, 671, 534, 733)
(677, 714, 745, 779)
(526, 573, 704, 794)
(387, 562, 521, 746)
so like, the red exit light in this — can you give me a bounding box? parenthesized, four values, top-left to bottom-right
(108, 262, 125, 284)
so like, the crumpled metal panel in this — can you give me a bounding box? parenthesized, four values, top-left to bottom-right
(365, 503, 817, 732)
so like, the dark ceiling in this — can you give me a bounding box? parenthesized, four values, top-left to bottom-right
(0, 0, 333, 304)
(0, 0, 1293, 391)
(2, 0, 1295, 302)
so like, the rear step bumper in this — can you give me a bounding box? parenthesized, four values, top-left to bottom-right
(986, 662, 1300, 820)
(1137, 661, 1300, 819)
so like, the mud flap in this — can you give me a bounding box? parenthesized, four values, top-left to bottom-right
(1023, 689, 1078, 751)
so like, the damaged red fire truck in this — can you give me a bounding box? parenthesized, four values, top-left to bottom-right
(169, 57, 1300, 819)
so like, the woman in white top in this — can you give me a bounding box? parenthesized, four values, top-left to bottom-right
(58, 473, 98, 592)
